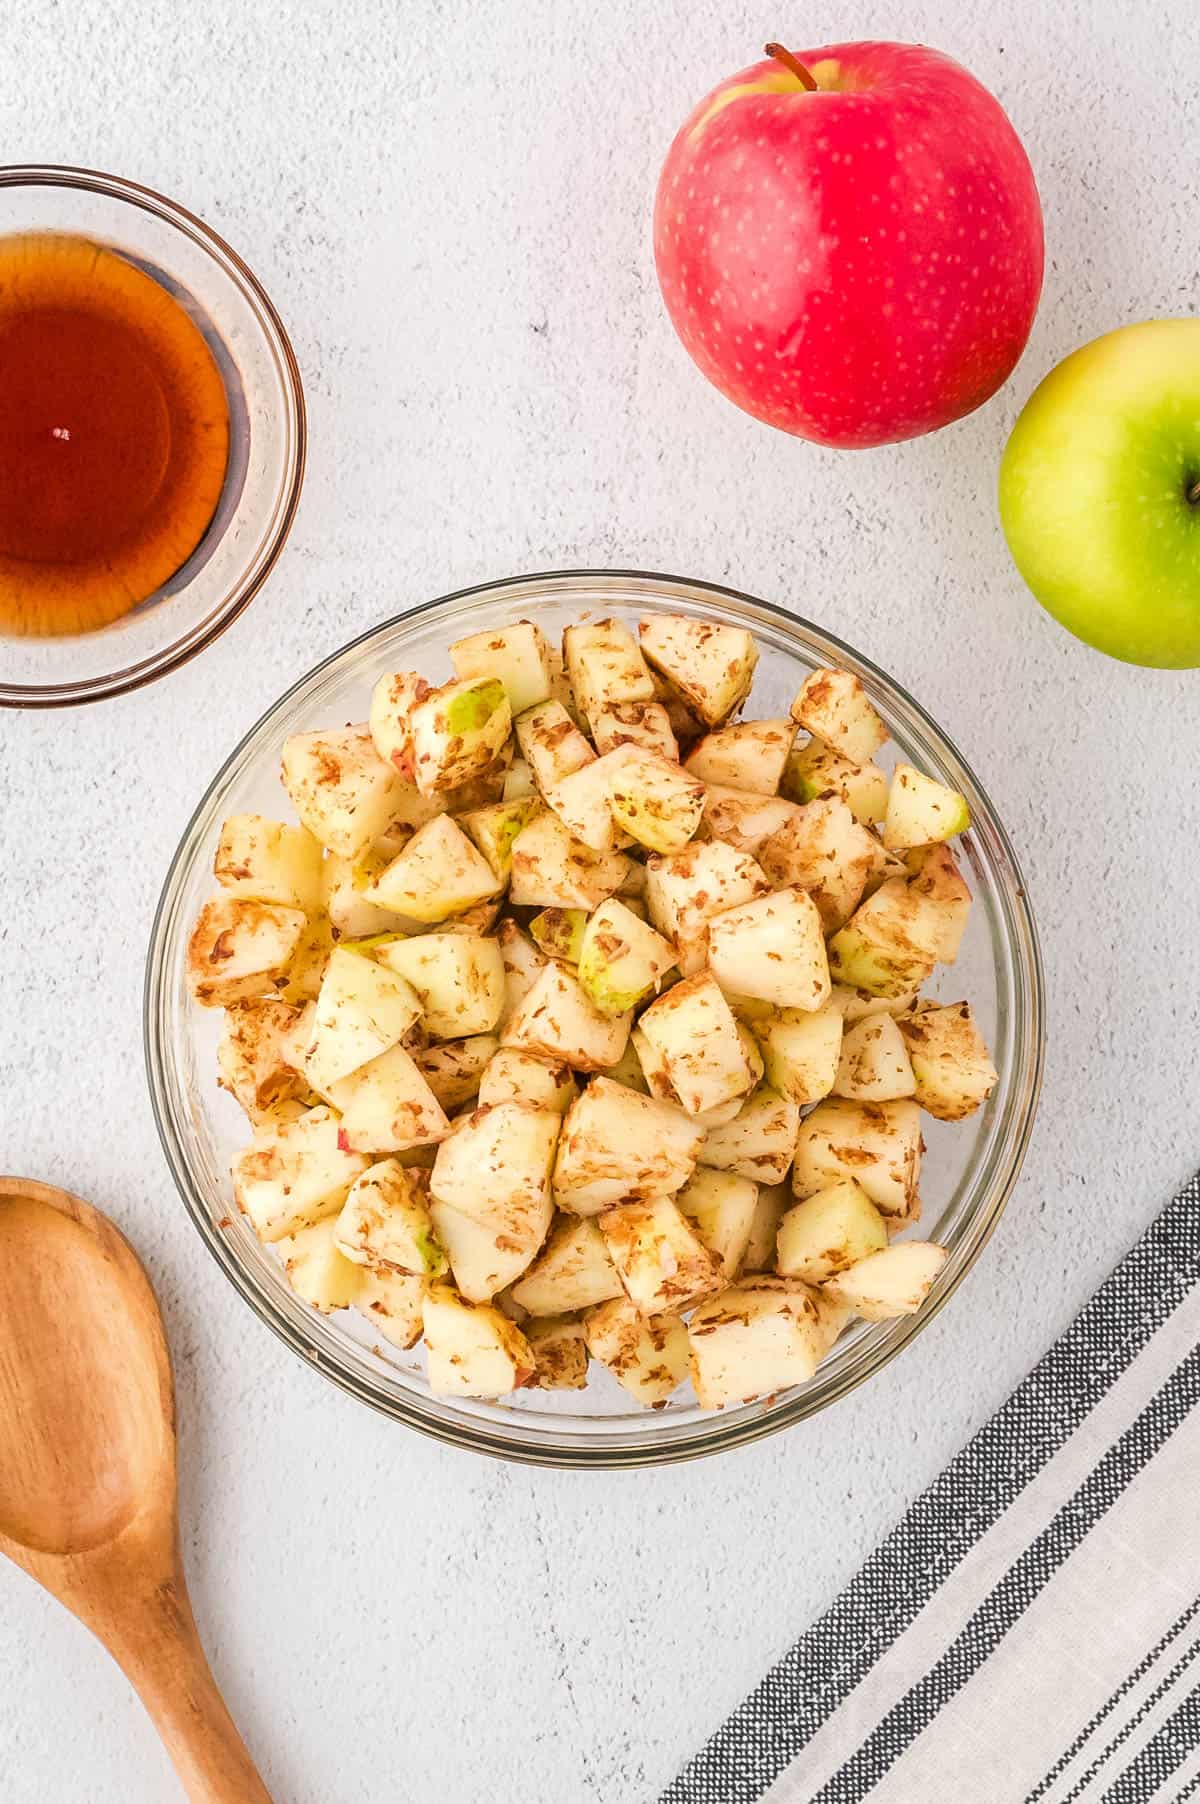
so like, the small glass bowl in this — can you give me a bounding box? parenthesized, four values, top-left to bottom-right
(146, 571, 1044, 1468)
(0, 166, 306, 708)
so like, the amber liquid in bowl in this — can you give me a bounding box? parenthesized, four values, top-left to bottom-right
(0, 233, 230, 638)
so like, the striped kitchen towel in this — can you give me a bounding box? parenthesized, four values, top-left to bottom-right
(663, 1171, 1200, 1804)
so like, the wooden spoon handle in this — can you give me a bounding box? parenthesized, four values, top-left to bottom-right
(110, 1577, 273, 1803)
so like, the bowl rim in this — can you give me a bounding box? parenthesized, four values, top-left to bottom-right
(145, 567, 1045, 1468)
(0, 163, 307, 710)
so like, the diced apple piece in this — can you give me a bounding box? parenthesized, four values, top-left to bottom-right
(375, 933, 505, 1040)
(578, 898, 675, 1016)
(708, 887, 830, 1012)
(524, 1316, 590, 1390)
(422, 1285, 535, 1397)
(827, 879, 943, 998)
(458, 795, 541, 884)
(898, 1002, 998, 1121)
(783, 739, 888, 825)
(478, 1047, 578, 1115)
(364, 815, 499, 923)
(834, 1015, 916, 1102)
(406, 676, 512, 797)
(277, 1216, 364, 1313)
(355, 1267, 426, 1348)
(563, 617, 655, 728)
(600, 1196, 721, 1315)
(831, 984, 921, 1023)
(278, 915, 332, 1004)
(592, 701, 678, 762)
(544, 758, 625, 853)
(644, 840, 770, 975)
(281, 724, 407, 859)
(906, 844, 972, 963)
(673, 1167, 758, 1279)
(502, 963, 631, 1071)
(813, 1290, 855, 1356)
(510, 1215, 623, 1315)
(649, 665, 705, 743)
(699, 786, 802, 857)
(789, 668, 888, 766)
(742, 1181, 791, 1272)
(775, 1178, 888, 1283)
(503, 758, 536, 801)
(335, 1158, 446, 1275)
(823, 1242, 948, 1320)
(637, 973, 757, 1116)
(214, 814, 323, 912)
(304, 947, 422, 1091)
(605, 1037, 650, 1094)
(754, 1003, 843, 1107)
(327, 1043, 450, 1154)
(883, 764, 970, 851)
(430, 1200, 545, 1303)
(700, 1086, 800, 1185)
(529, 907, 588, 963)
(552, 1076, 704, 1214)
(508, 812, 631, 910)
(514, 699, 595, 794)
(412, 1035, 497, 1111)
(187, 895, 307, 1008)
(497, 919, 548, 1025)
(638, 615, 758, 727)
(793, 1098, 922, 1216)
(430, 1101, 559, 1244)
(322, 852, 414, 940)
(688, 1277, 824, 1407)
(232, 1105, 368, 1241)
(685, 720, 794, 794)
(217, 999, 310, 1119)
(367, 670, 432, 778)
(584, 1297, 688, 1405)
(603, 747, 706, 854)
(758, 795, 881, 933)
(450, 620, 555, 715)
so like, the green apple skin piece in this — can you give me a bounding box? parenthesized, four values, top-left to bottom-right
(530, 907, 589, 964)
(577, 898, 675, 1016)
(883, 765, 970, 852)
(458, 796, 541, 884)
(999, 319, 1200, 668)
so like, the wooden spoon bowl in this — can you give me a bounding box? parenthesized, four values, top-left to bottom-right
(0, 1178, 272, 1802)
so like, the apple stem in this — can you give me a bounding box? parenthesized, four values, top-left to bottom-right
(1188, 477, 1200, 507)
(763, 42, 819, 90)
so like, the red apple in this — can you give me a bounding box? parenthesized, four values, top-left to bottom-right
(653, 41, 1043, 449)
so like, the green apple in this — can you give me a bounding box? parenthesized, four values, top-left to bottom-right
(999, 320, 1200, 668)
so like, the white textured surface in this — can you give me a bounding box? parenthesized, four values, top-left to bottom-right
(1, 3, 1199, 1799)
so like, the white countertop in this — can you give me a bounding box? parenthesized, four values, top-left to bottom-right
(3, 2, 1199, 1797)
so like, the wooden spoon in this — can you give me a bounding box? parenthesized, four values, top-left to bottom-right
(0, 1177, 273, 1802)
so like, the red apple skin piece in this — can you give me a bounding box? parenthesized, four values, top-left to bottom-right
(653, 41, 1044, 449)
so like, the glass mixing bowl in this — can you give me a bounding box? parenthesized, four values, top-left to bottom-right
(0, 166, 306, 708)
(146, 570, 1044, 1467)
